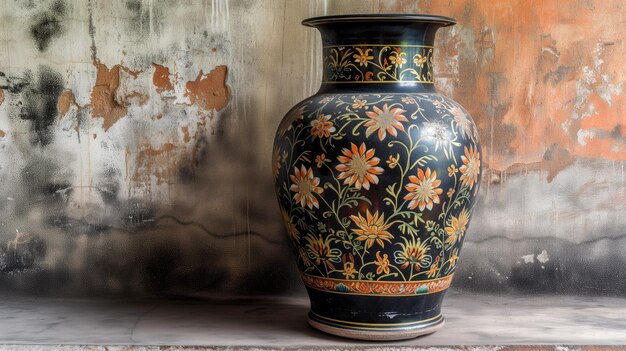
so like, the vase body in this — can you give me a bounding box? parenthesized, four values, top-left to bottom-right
(273, 14, 481, 340)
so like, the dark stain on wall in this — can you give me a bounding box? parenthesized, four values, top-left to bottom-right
(19, 155, 70, 209)
(0, 71, 29, 94)
(29, 0, 67, 52)
(120, 199, 158, 229)
(0, 233, 46, 273)
(125, 0, 164, 37)
(456, 233, 626, 296)
(96, 168, 121, 205)
(19, 66, 64, 146)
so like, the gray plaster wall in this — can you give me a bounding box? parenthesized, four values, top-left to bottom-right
(0, 0, 624, 298)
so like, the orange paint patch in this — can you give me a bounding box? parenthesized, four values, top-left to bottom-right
(57, 90, 77, 119)
(56, 89, 83, 141)
(185, 65, 230, 111)
(152, 63, 174, 93)
(181, 126, 191, 143)
(91, 62, 128, 131)
(0, 130, 5, 138)
(412, 0, 626, 171)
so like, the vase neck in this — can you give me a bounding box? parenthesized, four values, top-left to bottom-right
(303, 14, 455, 93)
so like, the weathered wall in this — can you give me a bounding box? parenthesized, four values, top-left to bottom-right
(0, 0, 623, 297)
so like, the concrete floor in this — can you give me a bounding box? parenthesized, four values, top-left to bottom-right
(1, 291, 625, 348)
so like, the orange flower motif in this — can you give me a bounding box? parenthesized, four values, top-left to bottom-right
(281, 208, 300, 243)
(319, 96, 334, 104)
(395, 238, 431, 270)
(427, 256, 440, 278)
(375, 251, 390, 275)
(342, 262, 357, 279)
(315, 154, 326, 168)
(289, 165, 324, 209)
(304, 234, 341, 267)
(460, 145, 480, 189)
(364, 103, 408, 141)
(401, 96, 417, 104)
(449, 248, 460, 268)
(389, 49, 407, 67)
(350, 210, 393, 249)
(352, 99, 367, 109)
(445, 208, 470, 245)
(386, 154, 399, 169)
(448, 164, 458, 177)
(335, 143, 384, 190)
(298, 248, 312, 267)
(353, 48, 374, 67)
(447, 188, 455, 198)
(413, 53, 426, 67)
(404, 167, 443, 211)
(310, 114, 335, 139)
(390, 56, 407, 67)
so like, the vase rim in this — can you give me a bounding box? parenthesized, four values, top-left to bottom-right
(302, 13, 456, 27)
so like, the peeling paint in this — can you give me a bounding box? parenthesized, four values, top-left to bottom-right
(57, 90, 77, 119)
(152, 63, 175, 93)
(90, 62, 128, 131)
(185, 65, 230, 112)
(181, 126, 191, 143)
(419, 0, 626, 173)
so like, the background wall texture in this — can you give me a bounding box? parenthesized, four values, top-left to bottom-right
(0, 0, 624, 297)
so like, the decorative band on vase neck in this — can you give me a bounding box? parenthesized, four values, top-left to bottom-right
(323, 44, 434, 84)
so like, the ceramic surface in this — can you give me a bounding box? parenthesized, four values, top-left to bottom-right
(273, 14, 482, 339)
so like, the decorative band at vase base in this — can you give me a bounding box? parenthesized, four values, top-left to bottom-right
(307, 311, 445, 341)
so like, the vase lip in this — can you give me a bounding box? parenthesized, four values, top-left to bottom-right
(302, 13, 456, 27)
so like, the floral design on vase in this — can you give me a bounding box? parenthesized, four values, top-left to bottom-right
(325, 45, 434, 82)
(274, 93, 481, 294)
(273, 14, 480, 340)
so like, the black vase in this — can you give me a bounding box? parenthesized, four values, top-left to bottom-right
(273, 14, 481, 340)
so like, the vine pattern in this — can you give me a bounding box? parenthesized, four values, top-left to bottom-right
(323, 45, 434, 82)
(274, 93, 481, 294)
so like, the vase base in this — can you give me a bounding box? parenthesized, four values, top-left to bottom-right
(307, 311, 445, 341)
